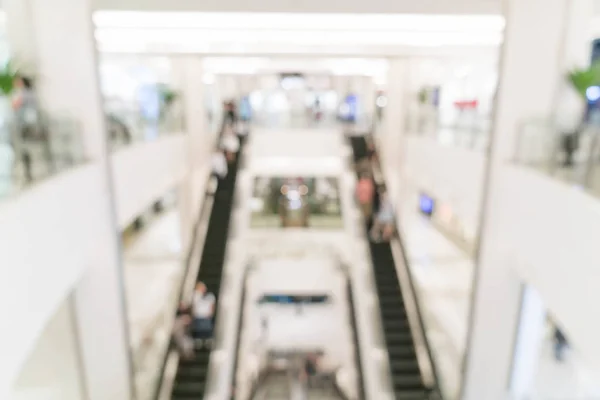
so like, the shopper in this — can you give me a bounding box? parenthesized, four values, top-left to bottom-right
(370, 190, 395, 242)
(554, 327, 568, 362)
(12, 76, 38, 139)
(221, 124, 240, 162)
(192, 282, 216, 348)
(211, 149, 228, 183)
(356, 172, 375, 222)
(173, 313, 195, 360)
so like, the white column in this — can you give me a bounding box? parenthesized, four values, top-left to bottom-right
(461, 0, 592, 399)
(361, 76, 376, 120)
(4, 1, 133, 400)
(379, 58, 409, 201)
(177, 56, 209, 161)
(172, 56, 211, 252)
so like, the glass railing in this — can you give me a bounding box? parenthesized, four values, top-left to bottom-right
(0, 113, 85, 200)
(406, 108, 492, 151)
(105, 101, 185, 152)
(514, 118, 600, 196)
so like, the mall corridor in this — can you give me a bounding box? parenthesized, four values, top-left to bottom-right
(4, 0, 600, 400)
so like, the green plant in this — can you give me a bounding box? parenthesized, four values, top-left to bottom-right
(0, 61, 19, 96)
(158, 84, 178, 107)
(567, 62, 600, 100)
(417, 88, 429, 104)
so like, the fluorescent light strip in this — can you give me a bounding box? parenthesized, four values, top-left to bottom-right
(93, 11, 505, 33)
(95, 28, 502, 47)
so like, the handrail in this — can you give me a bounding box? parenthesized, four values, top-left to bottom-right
(342, 266, 367, 400)
(230, 262, 251, 399)
(360, 132, 441, 397)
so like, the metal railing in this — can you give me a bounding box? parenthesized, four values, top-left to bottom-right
(0, 113, 85, 200)
(405, 106, 492, 152)
(514, 118, 600, 196)
(105, 99, 185, 152)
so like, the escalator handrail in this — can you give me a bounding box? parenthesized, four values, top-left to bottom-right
(230, 262, 251, 399)
(364, 132, 441, 394)
(343, 269, 367, 400)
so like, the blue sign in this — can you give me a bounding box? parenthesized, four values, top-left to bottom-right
(419, 193, 435, 216)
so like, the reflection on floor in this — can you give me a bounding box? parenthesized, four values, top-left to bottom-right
(123, 209, 183, 400)
(532, 324, 600, 400)
(397, 189, 473, 400)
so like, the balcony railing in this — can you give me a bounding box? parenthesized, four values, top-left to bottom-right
(0, 113, 85, 200)
(105, 99, 185, 152)
(406, 106, 492, 151)
(514, 118, 600, 197)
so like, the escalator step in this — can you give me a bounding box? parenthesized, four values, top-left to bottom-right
(392, 374, 425, 389)
(387, 345, 417, 358)
(172, 382, 205, 397)
(394, 389, 430, 399)
(390, 359, 421, 374)
(386, 332, 414, 345)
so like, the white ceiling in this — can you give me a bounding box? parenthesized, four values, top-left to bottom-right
(92, 0, 500, 15)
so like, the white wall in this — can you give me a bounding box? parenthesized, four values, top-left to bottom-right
(495, 166, 600, 374)
(402, 136, 486, 241)
(9, 298, 83, 400)
(111, 135, 189, 229)
(0, 164, 109, 396)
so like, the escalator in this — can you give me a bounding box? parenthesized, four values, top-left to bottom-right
(171, 148, 243, 399)
(232, 273, 364, 400)
(370, 242, 428, 399)
(349, 136, 438, 400)
(252, 370, 291, 399)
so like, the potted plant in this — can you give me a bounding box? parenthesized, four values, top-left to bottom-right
(157, 83, 179, 122)
(0, 60, 19, 96)
(563, 63, 600, 166)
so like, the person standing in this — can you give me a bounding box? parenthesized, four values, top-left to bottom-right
(370, 190, 395, 242)
(12, 76, 39, 182)
(220, 124, 240, 163)
(211, 149, 228, 185)
(356, 172, 375, 223)
(173, 313, 195, 360)
(192, 282, 216, 348)
(554, 326, 568, 362)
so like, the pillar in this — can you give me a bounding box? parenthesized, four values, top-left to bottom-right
(379, 58, 410, 202)
(171, 56, 210, 253)
(461, 0, 592, 399)
(361, 75, 376, 121)
(4, 1, 133, 399)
